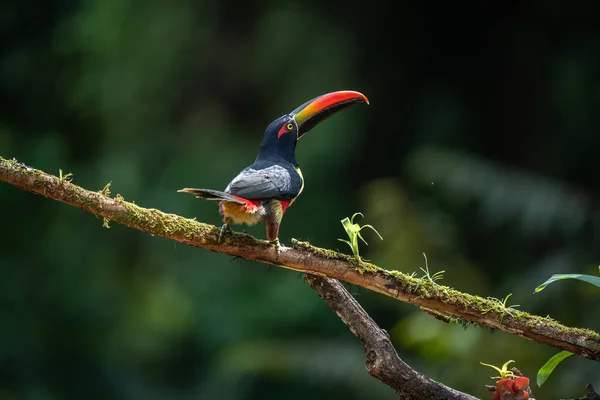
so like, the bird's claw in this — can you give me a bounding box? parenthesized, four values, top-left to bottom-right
(218, 224, 231, 244)
(270, 238, 281, 259)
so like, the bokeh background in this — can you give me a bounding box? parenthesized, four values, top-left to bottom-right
(1, 1, 599, 399)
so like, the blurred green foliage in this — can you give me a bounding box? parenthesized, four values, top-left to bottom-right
(1, 1, 599, 399)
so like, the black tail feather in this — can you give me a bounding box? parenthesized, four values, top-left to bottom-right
(177, 188, 246, 204)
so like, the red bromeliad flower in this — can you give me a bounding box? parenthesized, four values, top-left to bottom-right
(481, 360, 531, 400)
(488, 376, 530, 400)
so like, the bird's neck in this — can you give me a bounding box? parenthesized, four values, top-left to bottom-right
(256, 139, 298, 166)
(255, 151, 297, 167)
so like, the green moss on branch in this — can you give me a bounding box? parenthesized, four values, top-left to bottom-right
(1, 155, 599, 360)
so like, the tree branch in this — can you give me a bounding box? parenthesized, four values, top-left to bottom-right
(305, 275, 478, 399)
(1, 156, 599, 362)
(569, 384, 600, 400)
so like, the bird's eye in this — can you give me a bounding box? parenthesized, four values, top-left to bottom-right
(287, 123, 294, 130)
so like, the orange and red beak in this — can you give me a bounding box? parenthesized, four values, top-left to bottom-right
(290, 90, 369, 138)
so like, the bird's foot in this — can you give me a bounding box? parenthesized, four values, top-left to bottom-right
(218, 224, 231, 244)
(270, 238, 282, 259)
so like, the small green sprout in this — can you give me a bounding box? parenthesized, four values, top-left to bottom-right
(338, 212, 383, 262)
(414, 253, 445, 292)
(480, 360, 516, 380)
(420, 253, 445, 283)
(483, 293, 520, 323)
(59, 169, 73, 182)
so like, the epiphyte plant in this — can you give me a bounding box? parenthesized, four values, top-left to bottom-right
(338, 212, 383, 263)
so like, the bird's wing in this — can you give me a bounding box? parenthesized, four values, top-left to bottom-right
(225, 165, 295, 200)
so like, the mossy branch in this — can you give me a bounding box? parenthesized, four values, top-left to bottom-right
(1, 156, 599, 361)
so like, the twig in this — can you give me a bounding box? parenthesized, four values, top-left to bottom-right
(568, 384, 600, 400)
(305, 275, 478, 399)
(1, 156, 599, 361)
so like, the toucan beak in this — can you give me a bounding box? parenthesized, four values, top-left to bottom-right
(290, 90, 369, 138)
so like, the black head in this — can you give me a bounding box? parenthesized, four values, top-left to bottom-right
(255, 90, 369, 165)
(256, 114, 299, 165)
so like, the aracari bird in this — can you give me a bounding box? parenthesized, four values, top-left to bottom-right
(178, 90, 369, 256)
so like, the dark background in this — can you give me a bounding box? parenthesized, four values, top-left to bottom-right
(1, 1, 599, 398)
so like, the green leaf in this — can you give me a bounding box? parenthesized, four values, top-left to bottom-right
(356, 230, 369, 246)
(480, 360, 515, 379)
(536, 351, 573, 387)
(350, 212, 364, 224)
(340, 217, 355, 236)
(534, 269, 600, 293)
(480, 362, 503, 376)
(337, 238, 352, 247)
(359, 224, 384, 241)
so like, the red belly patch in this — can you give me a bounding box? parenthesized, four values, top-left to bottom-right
(280, 200, 291, 213)
(231, 195, 261, 212)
